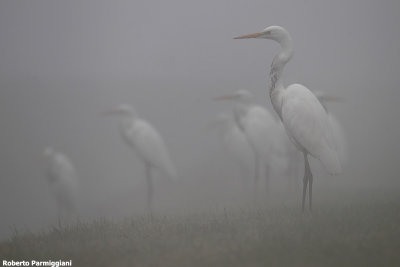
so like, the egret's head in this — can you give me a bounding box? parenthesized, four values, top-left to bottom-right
(234, 25, 290, 44)
(102, 104, 135, 117)
(214, 89, 254, 104)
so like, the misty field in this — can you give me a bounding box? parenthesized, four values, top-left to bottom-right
(1, 193, 400, 267)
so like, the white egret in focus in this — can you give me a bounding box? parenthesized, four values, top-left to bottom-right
(283, 92, 347, 195)
(44, 147, 79, 221)
(234, 26, 342, 211)
(209, 113, 254, 186)
(215, 90, 288, 200)
(103, 104, 178, 211)
(314, 91, 348, 166)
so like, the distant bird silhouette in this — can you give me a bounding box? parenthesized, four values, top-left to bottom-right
(44, 147, 79, 222)
(215, 90, 288, 200)
(209, 113, 254, 186)
(103, 104, 178, 211)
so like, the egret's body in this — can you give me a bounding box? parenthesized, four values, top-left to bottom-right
(313, 91, 348, 167)
(44, 148, 79, 220)
(104, 104, 177, 211)
(211, 113, 254, 184)
(216, 90, 288, 199)
(235, 26, 342, 210)
(327, 112, 347, 166)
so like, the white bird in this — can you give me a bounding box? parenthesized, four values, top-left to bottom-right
(215, 90, 288, 200)
(43, 147, 79, 221)
(234, 26, 342, 211)
(313, 91, 348, 166)
(209, 113, 254, 186)
(103, 104, 178, 211)
(284, 92, 346, 194)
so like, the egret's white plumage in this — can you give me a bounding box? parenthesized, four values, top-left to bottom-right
(313, 90, 347, 167)
(210, 113, 254, 183)
(234, 26, 342, 210)
(103, 104, 177, 211)
(282, 84, 341, 174)
(216, 90, 288, 198)
(327, 112, 347, 166)
(44, 147, 79, 219)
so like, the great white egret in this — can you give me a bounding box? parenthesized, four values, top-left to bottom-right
(43, 147, 79, 221)
(103, 104, 178, 211)
(209, 113, 254, 186)
(234, 26, 342, 211)
(313, 91, 348, 167)
(215, 90, 288, 200)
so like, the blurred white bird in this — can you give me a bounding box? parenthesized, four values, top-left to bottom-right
(103, 104, 178, 211)
(209, 113, 255, 186)
(235, 26, 342, 211)
(215, 90, 288, 200)
(44, 147, 79, 222)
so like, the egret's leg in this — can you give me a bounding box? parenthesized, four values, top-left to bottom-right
(145, 162, 154, 212)
(303, 153, 313, 211)
(57, 208, 62, 228)
(307, 160, 313, 211)
(302, 153, 309, 212)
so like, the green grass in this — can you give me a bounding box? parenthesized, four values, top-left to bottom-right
(1, 196, 400, 267)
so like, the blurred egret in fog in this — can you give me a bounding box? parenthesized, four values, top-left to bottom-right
(103, 104, 178, 211)
(43, 147, 79, 221)
(215, 90, 288, 200)
(314, 91, 348, 166)
(209, 113, 254, 186)
(234, 26, 342, 211)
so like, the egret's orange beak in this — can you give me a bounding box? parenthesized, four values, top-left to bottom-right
(214, 95, 235, 101)
(234, 32, 262, 39)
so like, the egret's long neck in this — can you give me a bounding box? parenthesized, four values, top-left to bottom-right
(269, 34, 293, 117)
(233, 102, 250, 131)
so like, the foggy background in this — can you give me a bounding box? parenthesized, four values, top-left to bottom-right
(1, 0, 399, 240)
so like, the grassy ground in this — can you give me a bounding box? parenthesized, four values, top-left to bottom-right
(1, 194, 400, 267)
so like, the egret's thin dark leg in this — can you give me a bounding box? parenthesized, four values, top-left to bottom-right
(307, 159, 313, 211)
(303, 153, 313, 211)
(302, 153, 309, 212)
(145, 162, 154, 212)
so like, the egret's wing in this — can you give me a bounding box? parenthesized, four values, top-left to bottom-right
(282, 84, 341, 174)
(132, 120, 178, 181)
(225, 124, 254, 172)
(242, 106, 283, 159)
